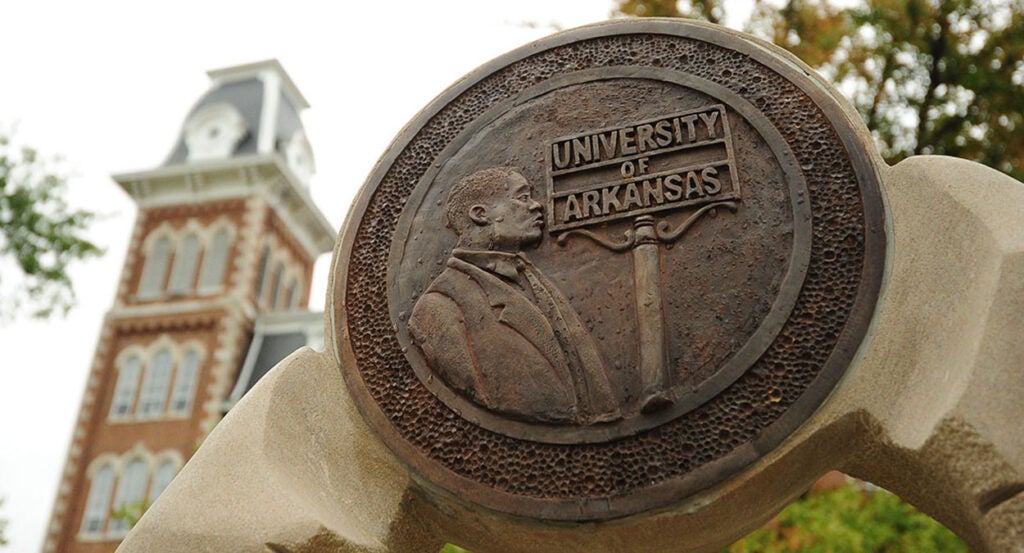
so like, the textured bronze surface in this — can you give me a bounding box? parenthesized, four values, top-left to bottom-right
(332, 20, 886, 521)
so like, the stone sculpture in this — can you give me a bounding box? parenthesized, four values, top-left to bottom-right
(118, 19, 1024, 553)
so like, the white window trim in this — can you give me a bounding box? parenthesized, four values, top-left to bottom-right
(138, 219, 244, 302)
(283, 275, 299, 311)
(197, 219, 236, 296)
(78, 454, 120, 540)
(135, 345, 175, 420)
(108, 346, 147, 422)
(105, 450, 149, 536)
(267, 259, 286, 310)
(137, 226, 175, 300)
(108, 336, 207, 423)
(255, 240, 275, 306)
(79, 446, 193, 542)
(279, 265, 305, 311)
(253, 243, 308, 312)
(139, 222, 177, 256)
(163, 224, 201, 299)
(148, 454, 183, 503)
(166, 342, 205, 418)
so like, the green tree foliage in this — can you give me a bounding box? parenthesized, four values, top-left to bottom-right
(725, 484, 967, 552)
(618, 0, 728, 23)
(439, 485, 966, 552)
(110, 499, 149, 531)
(0, 496, 8, 547)
(0, 131, 102, 320)
(614, 0, 1024, 179)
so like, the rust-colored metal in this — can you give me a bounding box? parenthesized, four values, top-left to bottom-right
(332, 20, 886, 522)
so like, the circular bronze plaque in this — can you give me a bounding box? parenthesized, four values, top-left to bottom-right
(332, 20, 886, 521)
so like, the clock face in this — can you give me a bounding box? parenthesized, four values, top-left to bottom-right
(285, 131, 315, 184)
(184, 103, 247, 162)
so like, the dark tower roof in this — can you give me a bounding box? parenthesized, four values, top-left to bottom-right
(162, 60, 315, 186)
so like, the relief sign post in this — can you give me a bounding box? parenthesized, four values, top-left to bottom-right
(547, 104, 741, 412)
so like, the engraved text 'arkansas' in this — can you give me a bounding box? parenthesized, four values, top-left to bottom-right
(546, 104, 740, 232)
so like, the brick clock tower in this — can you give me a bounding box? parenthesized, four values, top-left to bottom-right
(42, 60, 335, 553)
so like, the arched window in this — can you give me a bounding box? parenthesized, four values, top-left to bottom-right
(254, 245, 271, 302)
(109, 459, 149, 536)
(137, 347, 173, 418)
(109, 354, 142, 418)
(198, 228, 232, 291)
(167, 233, 201, 295)
(282, 277, 298, 311)
(169, 349, 201, 415)
(81, 465, 115, 535)
(288, 278, 303, 310)
(150, 460, 177, 502)
(269, 262, 285, 309)
(138, 236, 172, 298)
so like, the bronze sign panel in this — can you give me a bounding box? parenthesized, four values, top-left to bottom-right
(333, 20, 886, 521)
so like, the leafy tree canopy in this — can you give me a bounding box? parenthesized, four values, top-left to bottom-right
(614, 0, 1024, 179)
(725, 484, 967, 552)
(111, 499, 149, 531)
(0, 496, 7, 547)
(0, 129, 102, 320)
(439, 484, 966, 552)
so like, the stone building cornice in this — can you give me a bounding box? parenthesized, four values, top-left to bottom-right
(112, 154, 335, 259)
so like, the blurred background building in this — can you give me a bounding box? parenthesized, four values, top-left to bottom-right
(42, 61, 332, 553)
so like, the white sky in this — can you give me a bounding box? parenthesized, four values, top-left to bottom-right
(0, 2, 750, 551)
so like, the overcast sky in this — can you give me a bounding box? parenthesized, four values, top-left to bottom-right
(0, 2, 751, 551)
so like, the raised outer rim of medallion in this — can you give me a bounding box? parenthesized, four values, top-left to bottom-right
(329, 19, 887, 522)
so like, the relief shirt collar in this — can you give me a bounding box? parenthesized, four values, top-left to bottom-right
(452, 248, 528, 281)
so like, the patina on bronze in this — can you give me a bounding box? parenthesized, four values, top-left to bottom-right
(333, 20, 886, 521)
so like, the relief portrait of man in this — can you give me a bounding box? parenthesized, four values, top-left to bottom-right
(408, 167, 621, 425)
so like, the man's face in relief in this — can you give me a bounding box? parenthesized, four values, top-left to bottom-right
(488, 172, 544, 251)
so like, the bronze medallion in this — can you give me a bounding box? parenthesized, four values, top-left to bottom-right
(333, 20, 886, 521)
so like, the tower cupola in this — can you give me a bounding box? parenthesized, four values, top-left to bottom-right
(163, 59, 315, 186)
